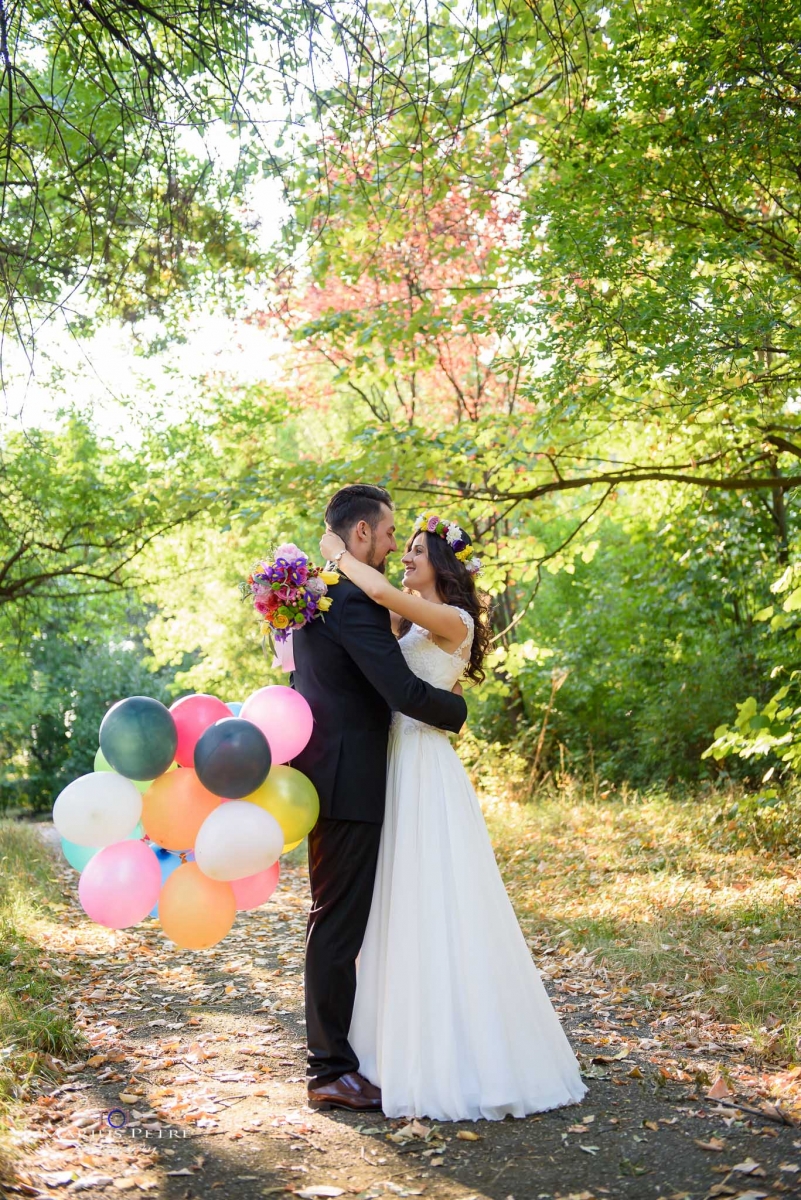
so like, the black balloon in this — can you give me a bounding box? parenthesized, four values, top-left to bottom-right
(99, 696, 178, 780)
(194, 718, 272, 798)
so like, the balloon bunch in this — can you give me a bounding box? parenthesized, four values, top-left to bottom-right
(52, 687, 318, 950)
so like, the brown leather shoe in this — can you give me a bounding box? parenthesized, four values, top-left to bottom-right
(307, 1071, 383, 1112)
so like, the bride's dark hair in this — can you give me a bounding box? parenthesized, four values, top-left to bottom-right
(397, 530, 491, 685)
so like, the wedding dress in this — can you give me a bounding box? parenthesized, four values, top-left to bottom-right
(349, 609, 587, 1121)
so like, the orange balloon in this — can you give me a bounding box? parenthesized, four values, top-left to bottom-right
(158, 862, 236, 949)
(141, 768, 221, 851)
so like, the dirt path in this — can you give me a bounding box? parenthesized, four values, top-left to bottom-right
(2, 827, 799, 1200)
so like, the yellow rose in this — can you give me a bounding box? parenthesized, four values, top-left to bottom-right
(317, 596, 333, 611)
(319, 570, 340, 585)
(260, 621, 271, 635)
(272, 613, 290, 629)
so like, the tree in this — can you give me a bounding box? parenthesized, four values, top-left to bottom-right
(0, 416, 210, 612)
(255, 0, 801, 578)
(0, 0, 581, 377)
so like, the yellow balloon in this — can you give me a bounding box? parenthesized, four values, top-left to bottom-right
(245, 766, 319, 844)
(283, 839, 302, 853)
(159, 862, 236, 949)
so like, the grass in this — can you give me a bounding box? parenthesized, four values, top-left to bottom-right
(483, 784, 801, 1064)
(0, 821, 87, 1181)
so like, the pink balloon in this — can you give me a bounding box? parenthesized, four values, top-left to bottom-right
(240, 686, 313, 765)
(230, 860, 280, 911)
(78, 840, 162, 929)
(169, 694, 231, 767)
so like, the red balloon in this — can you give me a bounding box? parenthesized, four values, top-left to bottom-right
(169, 694, 231, 768)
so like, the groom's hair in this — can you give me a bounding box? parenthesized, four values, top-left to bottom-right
(325, 484, 393, 537)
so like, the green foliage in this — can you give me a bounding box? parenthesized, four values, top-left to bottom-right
(0, 414, 219, 614)
(704, 562, 801, 791)
(0, 614, 176, 814)
(712, 790, 801, 856)
(0, 822, 87, 1115)
(0, 1, 278, 368)
(4, 0, 801, 808)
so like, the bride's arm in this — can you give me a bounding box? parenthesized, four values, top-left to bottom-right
(320, 533, 465, 646)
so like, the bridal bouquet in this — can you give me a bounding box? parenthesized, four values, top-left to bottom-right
(243, 544, 339, 642)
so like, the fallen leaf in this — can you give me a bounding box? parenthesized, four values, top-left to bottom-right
(456, 1130, 481, 1141)
(731, 1159, 765, 1176)
(295, 1189, 346, 1199)
(40, 1172, 74, 1187)
(406, 1120, 430, 1138)
(707, 1076, 733, 1100)
(779, 1162, 800, 1173)
(592, 1050, 629, 1064)
(70, 1177, 115, 1192)
(695, 1137, 726, 1152)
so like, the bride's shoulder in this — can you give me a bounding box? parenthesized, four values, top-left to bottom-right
(448, 605, 474, 630)
(445, 606, 474, 653)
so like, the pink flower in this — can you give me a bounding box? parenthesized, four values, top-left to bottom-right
(427, 516, 440, 532)
(274, 543, 306, 564)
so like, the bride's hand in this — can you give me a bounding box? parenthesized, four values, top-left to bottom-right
(320, 529, 347, 561)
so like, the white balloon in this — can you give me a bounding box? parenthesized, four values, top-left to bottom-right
(194, 801, 284, 881)
(53, 772, 142, 848)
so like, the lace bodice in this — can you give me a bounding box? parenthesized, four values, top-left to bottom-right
(397, 606, 474, 692)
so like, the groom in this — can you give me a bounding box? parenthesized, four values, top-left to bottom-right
(291, 484, 467, 1112)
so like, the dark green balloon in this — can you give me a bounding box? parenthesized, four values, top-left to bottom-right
(99, 696, 177, 781)
(194, 717, 272, 798)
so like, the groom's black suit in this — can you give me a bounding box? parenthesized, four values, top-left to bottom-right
(291, 577, 467, 1083)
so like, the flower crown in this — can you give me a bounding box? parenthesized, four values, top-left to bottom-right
(412, 511, 481, 575)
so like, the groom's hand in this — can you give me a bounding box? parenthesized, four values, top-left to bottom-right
(452, 682, 463, 696)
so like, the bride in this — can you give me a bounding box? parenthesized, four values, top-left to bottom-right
(319, 512, 586, 1122)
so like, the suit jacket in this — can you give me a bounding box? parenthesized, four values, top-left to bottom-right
(290, 577, 467, 823)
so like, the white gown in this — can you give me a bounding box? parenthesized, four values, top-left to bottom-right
(350, 609, 587, 1121)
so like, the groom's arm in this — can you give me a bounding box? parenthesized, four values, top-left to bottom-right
(339, 589, 467, 733)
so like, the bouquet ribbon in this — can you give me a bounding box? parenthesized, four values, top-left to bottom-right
(272, 633, 296, 673)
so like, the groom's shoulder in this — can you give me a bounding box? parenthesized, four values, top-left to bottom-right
(333, 577, 376, 607)
(331, 577, 383, 620)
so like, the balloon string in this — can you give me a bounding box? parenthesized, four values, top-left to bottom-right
(179, 852, 188, 864)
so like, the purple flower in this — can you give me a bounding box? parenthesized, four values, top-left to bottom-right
(274, 543, 307, 565)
